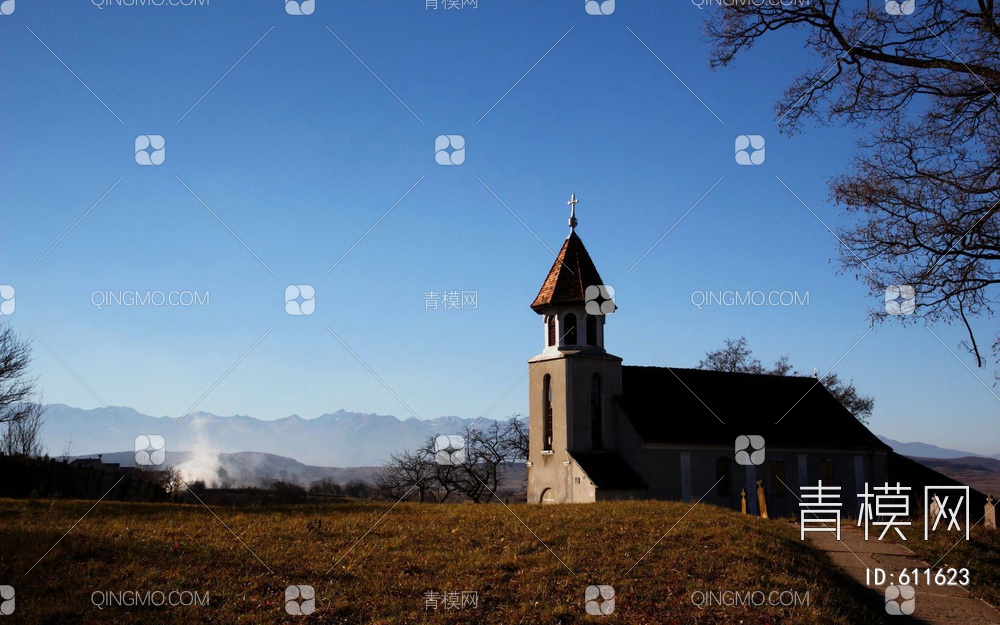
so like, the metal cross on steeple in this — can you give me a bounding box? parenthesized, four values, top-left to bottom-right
(568, 193, 579, 232)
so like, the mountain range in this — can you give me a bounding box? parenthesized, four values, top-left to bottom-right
(876, 435, 1000, 460)
(37, 405, 998, 471)
(40, 404, 494, 468)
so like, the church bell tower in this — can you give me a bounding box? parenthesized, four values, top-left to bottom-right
(526, 194, 623, 504)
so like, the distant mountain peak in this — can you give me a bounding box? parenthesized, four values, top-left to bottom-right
(877, 435, 989, 459)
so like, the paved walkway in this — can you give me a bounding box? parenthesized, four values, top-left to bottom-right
(794, 522, 1000, 624)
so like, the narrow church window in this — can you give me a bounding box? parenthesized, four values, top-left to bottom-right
(820, 459, 835, 486)
(564, 313, 578, 345)
(590, 373, 603, 449)
(716, 457, 732, 496)
(771, 460, 786, 496)
(543, 374, 553, 451)
(547, 316, 556, 347)
(585, 314, 597, 346)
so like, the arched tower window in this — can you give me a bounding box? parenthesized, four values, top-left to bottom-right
(590, 373, 603, 449)
(547, 316, 556, 347)
(564, 313, 577, 345)
(585, 314, 597, 346)
(543, 374, 553, 451)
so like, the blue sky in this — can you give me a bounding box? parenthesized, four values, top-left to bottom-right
(1, 1, 996, 454)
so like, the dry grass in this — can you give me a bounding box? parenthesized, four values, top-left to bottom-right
(0, 498, 898, 624)
(902, 518, 1000, 608)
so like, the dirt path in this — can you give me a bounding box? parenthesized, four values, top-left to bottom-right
(795, 522, 1000, 624)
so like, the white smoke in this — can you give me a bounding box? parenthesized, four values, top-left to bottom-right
(175, 415, 221, 485)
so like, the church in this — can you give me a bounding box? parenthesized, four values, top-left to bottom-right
(524, 196, 893, 517)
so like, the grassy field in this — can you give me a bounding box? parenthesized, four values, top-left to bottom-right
(0, 498, 914, 624)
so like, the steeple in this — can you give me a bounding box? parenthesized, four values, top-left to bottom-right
(530, 195, 616, 352)
(526, 194, 624, 504)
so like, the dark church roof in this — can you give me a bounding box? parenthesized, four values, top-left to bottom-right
(530, 232, 605, 312)
(568, 450, 648, 490)
(617, 366, 890, 451)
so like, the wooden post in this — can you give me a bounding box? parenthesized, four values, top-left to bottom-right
(986, 495, 996, 530)
(756, 480, 768, 519)
(740, 488, 747, 514)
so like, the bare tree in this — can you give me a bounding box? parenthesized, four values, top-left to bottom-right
(146, 466, 184, 499)
(60, 439, 73, 462)
(211, 466, 233, 489)
(706, 2, 1000, 373)
(502, 416, 529, 462)
(459, 418, 529, 501)
(451, 425, 501, 503)
(374, 448, 443, 502)
(697, 337, 765, 374)
(698, 336, 874, 424)
(309, 477, 343, 496)
(376, 415, 528, 503)
(0, 323, 42, 423)
(342, 480, 371, 499)
(163, 467, 184, 497)
(415, 437, 467, 502)
(0, 401, 45, 457)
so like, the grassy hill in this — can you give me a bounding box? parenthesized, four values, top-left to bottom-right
(1, 499, 900, 624)
(910, 455, 1000, 498)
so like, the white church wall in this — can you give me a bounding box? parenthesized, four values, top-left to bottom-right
(568, 458, 596, 503)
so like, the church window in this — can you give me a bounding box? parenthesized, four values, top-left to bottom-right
(771, 460, 786, 496)
(716, 457, 732, 495)
(564, 313, 578, 345)
(585, 315, 597, 346)
(543, 374, 553, 451)
(547, 316, 556, 347)
(820, 459, 835, 486)
(590, 373, 603, 449)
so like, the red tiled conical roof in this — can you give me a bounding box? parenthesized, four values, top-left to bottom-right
(530, 231, 605, 312)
